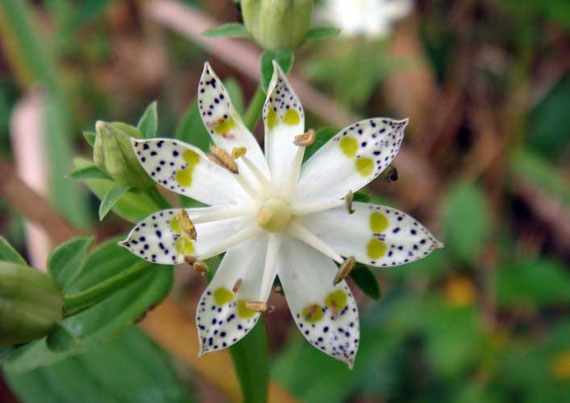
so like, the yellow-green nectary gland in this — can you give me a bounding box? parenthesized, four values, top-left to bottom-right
(302, 304, 324, 323)
(175, 236, 194, 256)
(356, 158, 374, 176)
(175, 149, 201, 187)
(214, 116, 237, 135)
(367, 238, 387, 259)
(237, 299, 257, 318)
(370, 212, 389, 233)
(283, 109, 300, 126)
(325, 289, 348, 311)
(256, 199, 292, 232)
(267, 108, 278, 129)
(340, 137, 358, 158)
(213, 287, 234, 306)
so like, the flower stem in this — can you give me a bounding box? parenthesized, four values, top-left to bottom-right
(244, 86, 266, 131)
(62, 261, 153, 317)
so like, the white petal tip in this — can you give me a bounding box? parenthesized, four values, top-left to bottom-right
(202, 61, 213, 75)
(117, 239, 128, 248)
(346, 360, 355, 370)
(434, 241, 445, 249)
(398, 118, 410, 127)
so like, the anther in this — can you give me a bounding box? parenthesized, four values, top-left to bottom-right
(209, 145, 238, 174)
(184, 255, 209, 274)
(245, 301, 269, 312)
(345, 191, 355, 214)
(177, 209, 197, 240)
(329, 301, 339, 318)
(333, 256, 356, 285)
(293, 129, 316, 146)
(232, 278, 243, 293)
(231, 146, 247, 159)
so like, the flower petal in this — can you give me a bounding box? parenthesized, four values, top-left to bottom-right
(277, 236, 360, 368)
(263, 62, 305, 191)
(196, 235, 269, 356)
(300, 202, 442, 267)
(198, 63, 269, 176)
(294, 118, 406, 204)
(120, 207, 252, 265)
(132, 138, 249, 205)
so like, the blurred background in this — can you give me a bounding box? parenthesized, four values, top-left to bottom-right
(0, 0, 569, 402)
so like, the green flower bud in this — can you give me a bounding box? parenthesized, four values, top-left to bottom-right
(0, 263, 64, 346)
(242, 0, 313, 50)
(93, 121, 154, 190)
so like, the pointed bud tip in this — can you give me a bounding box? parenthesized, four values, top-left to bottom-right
(95, 120, 108, 132)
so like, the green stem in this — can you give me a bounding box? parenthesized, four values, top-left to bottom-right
(63, 262, 153, 317)
(147, 186, 170, 210)
(244, 86, 266, 131)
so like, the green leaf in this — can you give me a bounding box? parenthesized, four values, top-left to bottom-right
(47, 237, 92, 291)
(137, 101, 158, 138)
(229, 320, 269, 403)
(303, 127, 338, 162)
(202, 22, 249, 38)
(67, 165, 111, 181)
(82, 131, 96, 147)
(443, 181, 490, 264)
(0, 235, 27, 265)
(350, 264, 381, 300)
(98, 186, 130, 221)
(5, 327, 192, 403)
(509, 149, 570, 207)
(3, 237, 173, 372)
(305, 26, 341, 40)
(260, 49, 295, 92)
(73, 158, 160, 224)
(497, 260, 570, 307)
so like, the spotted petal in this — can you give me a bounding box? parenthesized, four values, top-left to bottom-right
(263, 62, 305, 192)
(278, 237, 360, 368)
(198, 63, 269, 176)
(196, 235, 270, 356)
(294, 118, 406, 204)
(301, 202, 442, 267)
(120, 207, 252, 264)
(132, 138, 249, 205)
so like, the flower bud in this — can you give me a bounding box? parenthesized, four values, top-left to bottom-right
(242, 0, 313, 50)
(0, 263, 64, 346)
(93, 121, 154, 190)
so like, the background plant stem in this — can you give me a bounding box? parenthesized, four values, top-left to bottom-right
(244, 86, 266, 130)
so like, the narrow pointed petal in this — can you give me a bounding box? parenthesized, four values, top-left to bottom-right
(120, 207, 252, 264)
(263, 62, 306, 191)
(300, 202, 443, 267)
(294, 118, 407, 203)
(198, 63, 269, 176)
(277, 237, 360, 368)
(132, 138, 249, 205)
(196, 235, 271, 356)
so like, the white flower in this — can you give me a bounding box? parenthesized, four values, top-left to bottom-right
(120, 62, 441, 368)
(318, 0, 412, 38)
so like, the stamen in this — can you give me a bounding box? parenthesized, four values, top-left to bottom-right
(259, 234, 282, 300)
(198, 225, 260, 261)
(184, 255, 209, 274)
(244, 301, 269, 312)
(329, 301, 339, 318)
(206, 118, 235, 139)
(240, 154, 271, 189)
(191, 205, 254, 224)
(345, 191, 355, 214)
(287, 220, 344, 264)
(333, 256, 356, 285)
(293, 129, 316, 146)
(177, 209, 197, 240)
(291, 199, 345, 216)
(231, 146, 247, 159)
(209, 145, 238, 174)
(232, 278, 243, 293)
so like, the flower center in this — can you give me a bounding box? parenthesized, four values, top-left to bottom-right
(256, 198, 292, 232)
